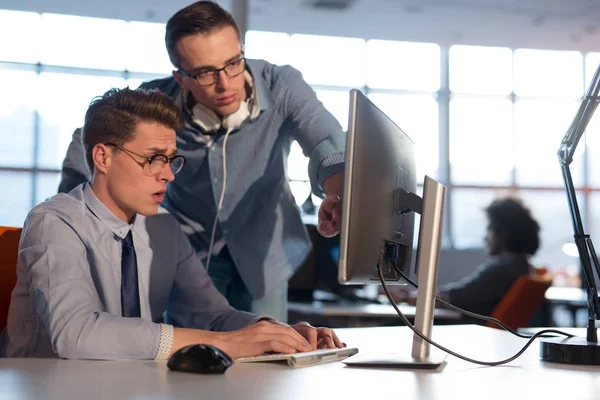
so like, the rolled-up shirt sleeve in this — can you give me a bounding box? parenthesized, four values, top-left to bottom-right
(22, 217, 161, 360)
(164, 226, 258, 332)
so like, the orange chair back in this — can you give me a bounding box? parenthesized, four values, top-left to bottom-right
(486, 273, 553, 330)
(0, 226, 21, 331)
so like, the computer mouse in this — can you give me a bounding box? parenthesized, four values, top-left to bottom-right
(167, 344, 233, 374)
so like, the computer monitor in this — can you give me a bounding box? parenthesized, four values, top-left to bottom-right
(338, 89, 447, 368)
(338, 90, 417, 285)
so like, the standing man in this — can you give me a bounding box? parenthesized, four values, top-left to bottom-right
(59, 1, 345, 322)
(2, 87, 344, 360)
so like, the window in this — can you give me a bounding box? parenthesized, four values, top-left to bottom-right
(0, 171, 32, 227)
(0, 9, 599, 284)
(35, 172, 62, 204)
(0, 11, 174, 227)
(519, 190, 585, 272)
(0, 10, 41, 63)
(451, 188, 499, 249)
(367, 40, 440, 91)
(287, 89, 350, 206)
(126, 22, 172, 74)
(245, 31, 290, 66)
(447, 47, 595, 280)
(585, 52, 600, 89)
(288, 141, 311, 206)
(289, 34, 366, 87)
(316, 90, 350, 131)
(513, 99, 582, 187)
(37, 72, 126, 169)
(450, 97, 513, 185)
(126, 79, 145, 90)
(586, 116, 600, 187)
(368, 93, 439, 180)
(588, 192, 600, 252)
(514, 49, 583, 97)
(0, 68, 38, 168)
(450, 45, 512, 95)
(39, 13, 129, 70)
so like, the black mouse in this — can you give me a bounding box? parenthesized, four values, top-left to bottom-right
(167, 344, 233, 374)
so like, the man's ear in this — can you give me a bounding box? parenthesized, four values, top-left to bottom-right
(173, 70, 185, 89)
(92, 143, 111, 175)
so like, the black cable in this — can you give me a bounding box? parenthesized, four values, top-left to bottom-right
(378, 265, 575, 366)
(398, 270, 538, 339)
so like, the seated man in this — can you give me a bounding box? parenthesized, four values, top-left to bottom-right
(386, 197, 541, 318)
(0, 87, 343, 360)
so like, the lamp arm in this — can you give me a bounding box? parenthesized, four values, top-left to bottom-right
(558, 63, 600, 342)
(558, 63, 600, 165)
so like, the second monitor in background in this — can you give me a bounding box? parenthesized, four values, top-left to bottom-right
(338, 89, 447, 368)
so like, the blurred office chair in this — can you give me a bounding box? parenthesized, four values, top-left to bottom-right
(486, 271, 553, 330)
(0, 226, 21, 331)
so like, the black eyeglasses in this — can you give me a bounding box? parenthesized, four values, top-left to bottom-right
(105, 143, 186, 175)
(178, 55, 246, 87)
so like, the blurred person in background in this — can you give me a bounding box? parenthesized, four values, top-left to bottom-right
(386, 197, 541, 317)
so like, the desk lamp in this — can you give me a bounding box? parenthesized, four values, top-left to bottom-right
(540, 63, 600, 365)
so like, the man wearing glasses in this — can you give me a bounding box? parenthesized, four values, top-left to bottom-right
(58, 1, 346, 322)
(2, 87, 345, 360)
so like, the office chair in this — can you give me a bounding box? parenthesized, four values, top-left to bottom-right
(0, 226, 21, 331)
(486, 271, 553, 331)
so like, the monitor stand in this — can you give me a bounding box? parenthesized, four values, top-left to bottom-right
(344, 176, 447, 369)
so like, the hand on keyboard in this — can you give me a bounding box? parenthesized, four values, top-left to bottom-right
(211, 320, 346, 360)
(290, 321, 346, 350)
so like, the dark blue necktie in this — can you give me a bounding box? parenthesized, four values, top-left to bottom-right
(121, 231, 141, 318)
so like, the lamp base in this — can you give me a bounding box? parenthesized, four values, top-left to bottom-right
(540, 336, 600, 365)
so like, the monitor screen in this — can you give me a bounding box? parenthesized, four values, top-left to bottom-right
(338, 89, 417, 285)
(336, 89, 447, 366)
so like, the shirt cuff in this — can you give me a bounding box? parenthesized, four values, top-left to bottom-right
(154, 324, 174, 361)
(315, 153, 345, 196)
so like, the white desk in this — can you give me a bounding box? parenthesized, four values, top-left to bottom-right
(1, 325, 598, 400)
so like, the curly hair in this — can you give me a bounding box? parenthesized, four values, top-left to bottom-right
(485, 197, 540, 255)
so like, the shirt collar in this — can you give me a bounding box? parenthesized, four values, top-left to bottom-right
(83, 182, 136, 240)
(246, 60, 272, 113)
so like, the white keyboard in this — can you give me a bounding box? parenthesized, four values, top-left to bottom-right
(236, 347, 359, 367)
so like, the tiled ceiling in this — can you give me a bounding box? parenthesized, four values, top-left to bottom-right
(296, 0, 600, 20)
(2, 0, 600, 51)
(444, 0, 599, 16)
(252, 0, 600, 51)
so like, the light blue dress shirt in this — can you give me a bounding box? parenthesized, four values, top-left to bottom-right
(58, 59, 346, 300)
(2, 183, 258, 359)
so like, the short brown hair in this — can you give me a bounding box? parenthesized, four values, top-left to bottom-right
(81, 87, 184, 174)
(165, 1, 241, 68)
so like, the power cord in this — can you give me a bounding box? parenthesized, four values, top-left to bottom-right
(378, 265, 575, 366)
(399, 270, 541, 339)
